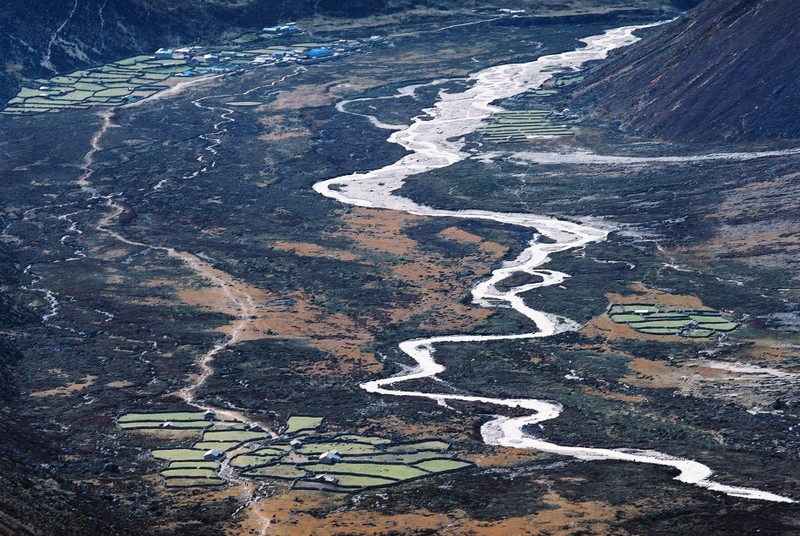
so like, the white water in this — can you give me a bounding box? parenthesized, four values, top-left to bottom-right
(313, 23, 794, 503)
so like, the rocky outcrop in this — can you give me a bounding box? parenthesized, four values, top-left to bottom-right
(574, 0, 800, 143)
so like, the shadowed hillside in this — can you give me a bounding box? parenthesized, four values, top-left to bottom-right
(574, 0, 800, 143)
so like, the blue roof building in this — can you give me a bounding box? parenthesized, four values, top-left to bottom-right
(307, 48, 334, 59)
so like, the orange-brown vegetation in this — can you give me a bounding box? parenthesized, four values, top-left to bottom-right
(232, 486, 630, 535)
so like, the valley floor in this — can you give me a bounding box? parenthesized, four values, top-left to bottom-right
(1, 6, 799, 535)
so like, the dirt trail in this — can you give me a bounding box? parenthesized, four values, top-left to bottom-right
(77, 109, 116, 187)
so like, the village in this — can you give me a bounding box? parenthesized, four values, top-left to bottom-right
(1, 22, 388, 115)
(154, 23, 388, 79)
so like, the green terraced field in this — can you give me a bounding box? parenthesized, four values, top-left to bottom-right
(118, 411, 209, 422)
(609, 304, 659, 314)
(697, 322, 738, 331)
(117, 419, 211, 430)
(478, 110, 573, 142)
(629, 319, 694, 329)
(336, 435, 392, 445)
(329, 474, 397, 488)
(151, 448, 209, 462)
(413, 459, 473, 472)
(193, 441, 243, 451)
(297, 442, 381, 455)
(161, 467, 219, 478)
(346, 452, 442, 464)
(233, 33, 261, 44)
(164, 478, 225, 488)
(167, 461, 219, 469)
(123, 412, 473, 491)
(202, 430, 269, 442)
(243, 464, 307, 479)
(299, 462, 429, 480)
(285, 415, 324, 434)
(230, 452, 285, 469)
(385, 440, 449, 452)
(608, 304, 738, 338)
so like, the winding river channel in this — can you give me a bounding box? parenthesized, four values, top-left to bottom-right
(314, 23, 795, 503)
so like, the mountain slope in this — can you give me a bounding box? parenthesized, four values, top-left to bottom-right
(574, 0, 800, 143)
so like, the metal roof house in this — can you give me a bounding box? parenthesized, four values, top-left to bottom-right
(262, 23, 299, 36)
(306, 48, 334, 60)
(154, 48, 175, 60)
(318, 450, 341, 465)
(204, 449, 225, 461)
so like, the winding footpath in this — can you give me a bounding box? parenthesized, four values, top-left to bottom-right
(314, 23, 796, 503)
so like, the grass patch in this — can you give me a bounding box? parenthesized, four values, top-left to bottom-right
(201, 430, 269, 442)
(230, 452, 285, 469)
(167, 461, 219, 469)
(414, 459, 473, 472)
(233, 33, 261, 44)
(385, 440, 449, 452)
(243, 464, 307, 479)
(299, 462, 429, 480)
(117, 420, 211, 430)
(347, 452, 442, 464)
(335, 435, 392, 445)
(608, 304, 738, 338)
(118, 411, 208, 422)
(151, 448, 208, 462)
(298, 442, 381, 455)
(164, 478, 225, 487)
(161, 467, 219, 479)
(285, 415, 324, 434)
(193, 441, 243, 451)
(331, 474, 397, 488)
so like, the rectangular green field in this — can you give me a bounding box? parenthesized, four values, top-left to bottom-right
(193, 441, 243, 451)
(230, 453, 284, 468)
(346, 452, 442, 464)
(629, 320, 692, 329)
(151, 449, 208, 462)
(334, 435, 392, 445)
(610, 305, 660, 314)
(95, 88, 133, 98)
(167, 461, 219, 469)
(298, 442, 381, 455)
(413, 459, 472, 473)
(285, 416, 324, 434)
(385, 440, 449, 452)
(243, 464, 307, 479)
(164, 477, 225, 487)
(117, 420, 210, 430)
(697, 322, 737, 331)
(299, 462, 427, 480)
(329, 474, 396, 488)
(161, 467, 219, 478)
(201, 430, 269, 442)
(118, 411, 208, 423)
